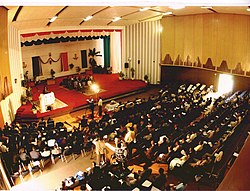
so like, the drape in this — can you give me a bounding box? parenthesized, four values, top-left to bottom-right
(103, 36, 110, 68)
(32, 56, 42, 77)
(60, 52, 69, 71)
(110, 32, 122, 73)
(81, 50, 88, 68)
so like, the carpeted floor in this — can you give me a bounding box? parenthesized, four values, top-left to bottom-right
(15, 73, 147, 121)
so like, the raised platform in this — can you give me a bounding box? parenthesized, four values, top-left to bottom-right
(15, 73, 147, 123)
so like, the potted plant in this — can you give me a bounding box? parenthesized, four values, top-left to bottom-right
(130, 67, 135, 80)
(88, 48, 102, 68)
(50, 69, 56, 78)
(76, 66, 81, 73)
(21, 95, 27, 105)
(144, 74, 149, 83)
(118, 71, 125, 80)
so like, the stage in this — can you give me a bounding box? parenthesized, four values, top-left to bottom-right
(15, 73, 147, 122)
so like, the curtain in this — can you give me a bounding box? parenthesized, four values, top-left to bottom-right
(81, 50, 88, 68)
(32, 56, 42, 77)
(110, 32, 122, 73)
(103, 36, 110, 68)
(60, 52, 69, 71)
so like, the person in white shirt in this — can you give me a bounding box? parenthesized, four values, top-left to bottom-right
(93, 136, 106, 165)
(124, 126, 135, 158)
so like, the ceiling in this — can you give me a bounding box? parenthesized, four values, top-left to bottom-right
(5, 6, 250, 33)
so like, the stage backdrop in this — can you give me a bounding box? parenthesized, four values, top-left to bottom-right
(161, 13, 250, 76)
(21, 38, 104, 79)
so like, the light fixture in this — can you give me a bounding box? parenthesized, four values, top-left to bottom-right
(163, 11, 173, 15)
(218, 74, 234, 95)
(201, 6, 213, 9)
(169, 5, 185, 10)
(140, 7, 150, 12)
(49, 16, 58, 23)
(84, 15, 93, 22)
(91, 83, 100, 94)
(112, 17, 121, 22)
(247, 6, 250, 11)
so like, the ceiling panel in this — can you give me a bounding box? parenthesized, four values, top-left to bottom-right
(11, 19, 48, 30)
(214, 6, 250, 15)
(48, 18, 83, 27)
(6, 6, 250, 31)
(108, 19, 138, 26)
(124, 10, 160, 21)
(94, 6, 139, 19)
(17, 6, 64, 21)
(171, 6, 212, 15)
(81, 18, 112, 26)
(59, 6, 107, 18)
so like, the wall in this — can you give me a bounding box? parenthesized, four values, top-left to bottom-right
(21, 39, 104, 79)
(0, 7, 14, 126)
(161, 14, 250, 74)
(0, 25, 23, 125)
(124, 20, 161, 84)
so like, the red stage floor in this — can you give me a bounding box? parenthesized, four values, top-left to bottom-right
(15, 73, 147, 121)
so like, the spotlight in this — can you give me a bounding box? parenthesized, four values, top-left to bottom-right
(91, 83, 100, 93)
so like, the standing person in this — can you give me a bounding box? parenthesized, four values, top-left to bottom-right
(98, 97, 103, 116)
(93, 136, 106, 165)
(124, 126, 135, 158)
(87, 96, 94, 119)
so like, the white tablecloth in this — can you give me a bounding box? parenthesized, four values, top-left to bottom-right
(39, 92, 55, 113)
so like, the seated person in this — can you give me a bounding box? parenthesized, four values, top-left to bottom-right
(153, 168, 167, 190)
(19, 147, 30, 166)
(194, 141, 204, 152)
(43, 86, 49, 94)
(189, 155, 211, 167)
(169, 154, 190, 170)
(29, 146, 41, 161)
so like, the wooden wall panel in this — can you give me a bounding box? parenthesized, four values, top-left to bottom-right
(161, 14, 250, 75)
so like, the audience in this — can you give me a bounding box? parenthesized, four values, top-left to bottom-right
(1, 82, 249, 190)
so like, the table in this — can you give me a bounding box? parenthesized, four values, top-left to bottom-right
(39, 92, 55, 113)
(105, 101, 119, 112)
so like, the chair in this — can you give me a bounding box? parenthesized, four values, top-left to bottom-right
(62, 146, 75, 163)
(51, 146, 63, 164)
(28, 160, 43, 178)
(40, 148, 52, 167)
(10, 164, 29, 185)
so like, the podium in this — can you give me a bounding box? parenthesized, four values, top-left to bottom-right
(39, 92, 55, 113)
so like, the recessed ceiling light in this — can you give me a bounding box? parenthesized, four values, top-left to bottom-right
(49, 16, 58, 23)
(163, 11, 173, 15)
(112, 17, 121, 22)
(169, 5, 185, 10)
(84, 16, 93, 21)
(140, 7, 150, 12)
(201, 6, 213, 9)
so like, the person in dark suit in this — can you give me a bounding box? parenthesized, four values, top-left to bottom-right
(87, 96, 94, 119)
(98, 97, 103, 116)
